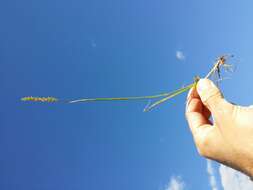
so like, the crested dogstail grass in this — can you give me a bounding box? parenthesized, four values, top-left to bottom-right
(21, 55, 233, 111)
(21, 96, 58, 103)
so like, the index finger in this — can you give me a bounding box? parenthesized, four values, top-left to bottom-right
(186, 87, 211, 135)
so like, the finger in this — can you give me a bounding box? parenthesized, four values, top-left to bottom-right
(187, 86, 211, 120)
(187, 86, 199, 101)
(197, 79, 226, 115)
(186, 91, 212, 136)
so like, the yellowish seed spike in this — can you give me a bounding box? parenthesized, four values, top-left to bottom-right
(21, 96, 58, 103)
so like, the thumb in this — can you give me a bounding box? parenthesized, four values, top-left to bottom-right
(197, 79, 225, 114)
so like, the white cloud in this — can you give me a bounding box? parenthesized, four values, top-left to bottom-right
(176, 51, 185, 61)
(165, 176, 185, 190)
(91, 40, 97, 48)
(206, 160, 219, 190)
(219, 164, 253, 190)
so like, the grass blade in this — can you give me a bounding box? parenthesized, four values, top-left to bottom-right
(69, 91, 185, 103)
(143, 83, 195, 112)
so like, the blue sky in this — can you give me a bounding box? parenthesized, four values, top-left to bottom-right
(1, 0, 253, 189)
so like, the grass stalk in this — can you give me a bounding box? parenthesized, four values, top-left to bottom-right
(21, 55, 229, 111)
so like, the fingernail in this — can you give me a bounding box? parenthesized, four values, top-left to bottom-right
(186, 98, 191, 108)
(197, 79, 214, 94)
(187, 88, 193, 100)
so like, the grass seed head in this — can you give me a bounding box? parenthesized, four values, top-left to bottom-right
(21, 96, 58, 103)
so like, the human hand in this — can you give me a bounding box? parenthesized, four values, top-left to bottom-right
(186, 78, 253, 177)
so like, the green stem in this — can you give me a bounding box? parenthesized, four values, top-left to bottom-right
(69, 83, 194, 104)
(143, 83, 195, 112)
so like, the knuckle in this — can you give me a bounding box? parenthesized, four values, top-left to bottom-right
(195, 137, 211, 157)
(197, 147, 206, 157)
(203, 90, 223, 107)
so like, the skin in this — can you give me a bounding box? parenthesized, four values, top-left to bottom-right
(185, 78, 253, 178)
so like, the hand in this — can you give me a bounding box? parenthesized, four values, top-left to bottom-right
(186, 78, 253, 177)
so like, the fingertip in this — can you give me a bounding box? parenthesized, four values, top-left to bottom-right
(197, 79, 221, 100)
(187, 87, 194, 100)
(186, 86, 200, 107)
(197, 79, 226, 116)
(197, 79, 214, 94)
(188, 86, 199, 98)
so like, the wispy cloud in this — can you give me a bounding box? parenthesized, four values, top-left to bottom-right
(165, 176, 185, 190)
(206, 160, 219, 190)
(91, 40, 97, 48)
(176, 51, 185, 61)
(219, 164, 253, 190)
